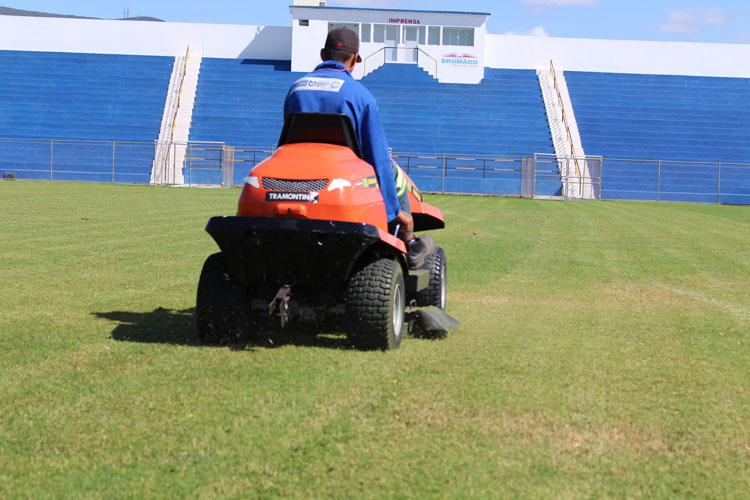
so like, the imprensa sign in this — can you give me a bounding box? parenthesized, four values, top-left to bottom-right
(388, 18, 421, 24)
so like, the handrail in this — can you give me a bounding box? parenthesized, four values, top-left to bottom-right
(186, 141, 225, 147)
(0, 137, 156, 145)
(163, 46, 191, 172)
(549, 60, 582, 182)
(363, 46, 438, 79)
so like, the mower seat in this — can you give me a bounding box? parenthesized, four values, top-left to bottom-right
(278, 113, 363, 159)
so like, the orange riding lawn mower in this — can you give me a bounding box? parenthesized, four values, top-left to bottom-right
(196, 113, 459, 350)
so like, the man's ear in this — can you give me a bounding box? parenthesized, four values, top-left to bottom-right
(320, 49, 326, 61)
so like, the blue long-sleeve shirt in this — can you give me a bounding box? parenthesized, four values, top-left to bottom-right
(283, 61, 401, 221)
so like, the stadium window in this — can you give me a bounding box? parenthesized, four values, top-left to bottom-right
(428, 26, 440, 45)
(404, 26, 426, 46)
(299, 19, 309, 26)
(442, 27, 475, 46)
(373, 24, 385, 43)
(385, 24, 400, 45)
(361, 23, 371, 43)
(328, 22, 359, 37)
(404, 26, 418, 44)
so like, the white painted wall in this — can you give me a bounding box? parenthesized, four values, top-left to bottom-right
(1, 13, 748, 79)
(0, 15, 291, 59)
(487, 34, 750, 78)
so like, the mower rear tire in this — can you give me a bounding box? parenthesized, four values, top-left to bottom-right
(196, 252, 251, 345)
(346, 258, 405, 350)
(416, 247, 446, 309)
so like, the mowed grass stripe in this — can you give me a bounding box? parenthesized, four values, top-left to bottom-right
(601, 204, 750, 310)
(571, 202, 749, 299)
(1, 181, 748, 499)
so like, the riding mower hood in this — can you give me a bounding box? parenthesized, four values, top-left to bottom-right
(197, 113, 458, 349)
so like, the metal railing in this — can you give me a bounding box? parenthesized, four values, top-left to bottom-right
(598, 157, 750, 205)
(1, 136, 747, 204)
(535, 153, 602, 200)
(185, 142, 226, 186)
(549, 60, 583, 183)
(363, 46, 438, 79)
(392, 151, 519, 175)
(163, 46, 190, 171)
(0, 137, 157, 184)
(184, 144, 273, 187)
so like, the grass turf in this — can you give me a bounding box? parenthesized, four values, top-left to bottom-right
(1, 180, 748, 499)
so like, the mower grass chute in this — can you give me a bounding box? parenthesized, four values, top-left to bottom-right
(197, 113, 455, 350)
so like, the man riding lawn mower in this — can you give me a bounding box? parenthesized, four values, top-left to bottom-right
(283, 27, 435, 268)
(196, 28, 458, 349)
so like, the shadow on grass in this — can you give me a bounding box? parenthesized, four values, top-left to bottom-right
(95, 307, 201, 346)
(94, 307, 355, 351)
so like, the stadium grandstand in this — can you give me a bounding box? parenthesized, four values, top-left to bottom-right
(0, 1, 747, 204)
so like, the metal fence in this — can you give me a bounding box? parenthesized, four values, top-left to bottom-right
(1, 137, 748, 205)
(180, 148, 749, 204)
(533, 154, 602, 201)
(599, 157, 750, 205)
(183, 144, 272, 187)
(0, 137, 158, 184)
(389, 152, 603, 200)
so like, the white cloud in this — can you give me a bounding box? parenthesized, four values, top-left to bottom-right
(657, 7, 730, 35)
(519, 0, 599, 11)
(528, 26, 550, 37)
(504, 26, 550, 37)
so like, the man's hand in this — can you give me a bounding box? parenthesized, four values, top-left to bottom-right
(395, 210, 414, 240)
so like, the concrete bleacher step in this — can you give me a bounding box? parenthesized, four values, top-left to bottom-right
(0, 49, 173, 182)
(189, 59, 554, 166)
(575, 108, 750, 119)
(567, 70, 750, 162)
(565, 69, 750, 204)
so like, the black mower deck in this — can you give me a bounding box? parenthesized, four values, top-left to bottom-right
(205, 216, 405, 288)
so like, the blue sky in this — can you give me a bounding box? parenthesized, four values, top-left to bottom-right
(9, 0, 750, 44)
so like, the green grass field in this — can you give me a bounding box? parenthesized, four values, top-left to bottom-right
(1, 180, 748, 499)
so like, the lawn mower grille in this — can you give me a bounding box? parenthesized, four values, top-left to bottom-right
(261, 178, 329, 192)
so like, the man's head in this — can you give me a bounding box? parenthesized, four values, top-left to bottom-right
(320, 27, 362, 70)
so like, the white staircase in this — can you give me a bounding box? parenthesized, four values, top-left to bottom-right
(150, 48, 202, 185)
(151, 54, 185, 184)
(538, 62, 595, 199)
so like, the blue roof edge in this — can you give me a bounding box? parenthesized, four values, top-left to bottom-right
(288, 6, 490, 17)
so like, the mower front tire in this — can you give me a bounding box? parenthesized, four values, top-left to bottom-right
(346, 258, 406, 350)
(196, 252, 251, 345)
